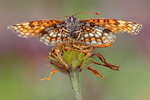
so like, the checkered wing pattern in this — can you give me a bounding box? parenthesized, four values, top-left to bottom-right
(78, 21, 116, 45)
(80, 19, 142, 35)
(8, 20, 69, 46)
(78, 19, 142, 45)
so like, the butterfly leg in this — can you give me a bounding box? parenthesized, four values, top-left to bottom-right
(65, 46, 94, 56)
(76, 31, 82, 40)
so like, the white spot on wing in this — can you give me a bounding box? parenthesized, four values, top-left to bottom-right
(132, 25, 137, 30)
(45, 28, 51, 31)
(17, 26, 21, 28)
(53, 34, 56, 37)
(109, 32, 113, 35)
(86, 22, 90, 26)
(56, 24, 61, 27)
(18, 34, 22, 37)
(99, 26, 105, 29)
(104, 33, 109, 36)
(22, 22, 29, 25)
(44, 42, 49, 46)
(86, 41, 90, 44)
(25, 33, 30, 36)
(57, 39, 61, 42)
(95, 34, 99, 38)
(89, 33, 94, 37)
(16, 30, 20, 33)
(91, 40, 97, 45)
(57, 33, 61, 37)
(40, 34, 47, 41)
(51, 41, 56, 44)
(98, 42, 102, 45)
(20, 32, 24, 35)
(103, 39, 109, 43)
(84, 34, 88, 37)
(45, 39, 49, 43)
(96, 32, 102, 36)
(50, 32, 53, 36)
(118, 20, 126, 23)
(80, 37, 84, 40)
(22, 35, 28, 38)
(106, 36, 113, 40)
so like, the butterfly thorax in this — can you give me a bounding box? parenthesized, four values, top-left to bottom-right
(66, 16, 80, 39)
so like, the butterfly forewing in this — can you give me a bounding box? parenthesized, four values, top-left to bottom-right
(80, 19, 142, 35)
(8, 20, 70, 46)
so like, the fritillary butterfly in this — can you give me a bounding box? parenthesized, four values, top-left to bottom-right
(8, 12, 142, 46)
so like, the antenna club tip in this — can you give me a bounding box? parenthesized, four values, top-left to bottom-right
(94, 12, 101, 15)
(74, 11, 101, 16)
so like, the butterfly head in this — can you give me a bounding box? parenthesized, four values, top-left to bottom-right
(66, 16, 80, 38)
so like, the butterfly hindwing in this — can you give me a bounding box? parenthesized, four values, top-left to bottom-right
(39, 26, 69, 46)
(78, 21, 116, 45)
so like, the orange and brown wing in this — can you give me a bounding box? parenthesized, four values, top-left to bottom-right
(8, 20, 64, 38)
(8, 20, 69, 46)
(80, 19, 142, 35)
(78, 21, 116, 46)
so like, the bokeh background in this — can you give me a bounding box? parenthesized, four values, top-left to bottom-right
(0, 0, 150, 100)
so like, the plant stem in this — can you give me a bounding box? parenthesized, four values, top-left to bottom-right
(69, 70, 83, 100)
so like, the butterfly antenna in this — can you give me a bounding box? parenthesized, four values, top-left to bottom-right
(52, 16, 69, 20)
(74, 12, 100, 16)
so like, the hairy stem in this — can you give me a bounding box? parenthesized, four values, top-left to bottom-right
(69, 70, 83, 100)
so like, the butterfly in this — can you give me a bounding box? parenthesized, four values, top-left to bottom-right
(8, 12, 142, 46)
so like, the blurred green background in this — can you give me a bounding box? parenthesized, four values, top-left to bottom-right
(0, 0, 149, 100)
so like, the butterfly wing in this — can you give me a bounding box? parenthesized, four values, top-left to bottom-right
(78, 19, 142, 46)
(8, 20, 69, 46)
(80, 19, 142, 35)
(78, 21, 116, 45)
